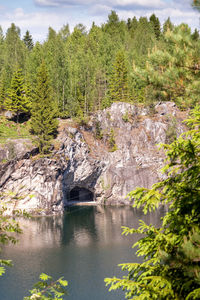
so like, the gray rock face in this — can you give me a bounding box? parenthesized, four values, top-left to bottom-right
(0, 102, 187, 214)
(0, 139, 33, 162)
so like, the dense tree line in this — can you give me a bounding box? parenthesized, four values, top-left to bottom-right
(0, 11, 199, 152)
(0, 11, 199, 120)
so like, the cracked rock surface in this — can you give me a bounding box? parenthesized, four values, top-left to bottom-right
(0, 102, 187, 215)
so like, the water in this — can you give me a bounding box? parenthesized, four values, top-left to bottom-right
(0, 206, 164, 300)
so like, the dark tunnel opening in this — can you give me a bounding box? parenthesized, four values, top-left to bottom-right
(69, 187, 94, 202)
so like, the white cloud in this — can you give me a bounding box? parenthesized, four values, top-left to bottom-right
(34, 0, 166, 9)
(117, 5, 199, 30)
(0, 7, 94, 41)
(88, 4, 111, 16)
(34, 0, 60, 6)
(111, 0, 165, 8)
(0, 1, 198, 42)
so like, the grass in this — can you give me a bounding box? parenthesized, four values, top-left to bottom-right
(0, 116, 31, 143)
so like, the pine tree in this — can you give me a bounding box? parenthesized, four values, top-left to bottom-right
(149, 13, 161, 39)
(4, 68, 30, 122)
(192, 28, 199, 40)
(163, 17, 174, 33)
(127, 16, 138, 38)
(23, 30, 34, 51)
(133, 24, 200, 107)
(31, 61, 58, 153)
(104, 10, 126, 44)
(109, 50, 130, 103)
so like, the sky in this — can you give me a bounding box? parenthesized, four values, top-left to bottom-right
(0, 0, 199, 41)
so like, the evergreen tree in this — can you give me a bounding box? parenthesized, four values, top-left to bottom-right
(58, 24, 70, 41)
(31, 61, 58, 153)
(4, 68, 30, 122)
(108, 50, 130, 104)
(192, 28, 199, 40)
(127, 16, 138, 38)
(104, 10, 127, 44)
(132, 17, 156, 58)
(149, 13, 161, 39)
(23, 30, 34, 50)
(4, 23, 26, 83)
(133, 24, 200, 107)
(163, 17, 174, 33)
(25, 41, 44, 89)
(104, 10, 120, 36)
(127, 18, 132, 31)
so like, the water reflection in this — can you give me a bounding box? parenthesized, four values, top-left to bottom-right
(61, 206, 98, 246)
(0, 206, 165, 300)
(13, 205, 164, 249)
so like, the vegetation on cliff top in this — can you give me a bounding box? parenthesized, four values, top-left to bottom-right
(0, 12, 199, 152)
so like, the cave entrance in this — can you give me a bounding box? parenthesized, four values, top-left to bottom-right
(69, 187, 94, 202)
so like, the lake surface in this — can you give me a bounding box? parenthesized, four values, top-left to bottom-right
(0, 206, 164, 300)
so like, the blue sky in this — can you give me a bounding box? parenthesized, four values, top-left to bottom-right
(0, 0, 199, 41)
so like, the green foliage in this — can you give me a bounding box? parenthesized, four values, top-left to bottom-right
(165, 115, 177, 143)
(104, 10, 127, 43)
(94, 120, 103, 139)
(0, 71, 6, 110)
(163, 17, 174, 33)
(30, 61, 58, 153)
(0, 14, 198, 118)
(0, 202, 23, 277)
(0, 116, 31, 143)
(132, 17, 156, 58)
(23, 273, 68, 300)
(122, 111, 131, 123)
(108, 50, 131, 104)
(150, 14, 161, 40)
(132, 24, 200, 108)
(105, 105, 200, 299)
(127, 17, 138, 37)
(191, 28, 199, 40)
(108, 128, 118, 152)
(3, 23, 26, 85)
(23, 30, 34, 51)
(4, 68, 31, 122)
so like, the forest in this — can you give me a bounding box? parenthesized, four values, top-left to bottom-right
(0, 10, 200, 122)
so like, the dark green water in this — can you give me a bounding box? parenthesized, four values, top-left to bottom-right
(0, 206, 163, 300)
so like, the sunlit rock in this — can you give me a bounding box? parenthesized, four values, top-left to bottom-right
(0, 102, 187, 215)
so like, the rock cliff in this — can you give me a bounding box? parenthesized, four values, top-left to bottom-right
(0, 102, 187, 215)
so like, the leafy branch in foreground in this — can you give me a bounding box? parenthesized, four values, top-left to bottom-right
(24, 273, 68, 300)
(0, 203, 23, 277)
(105, 105, 200, 299)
